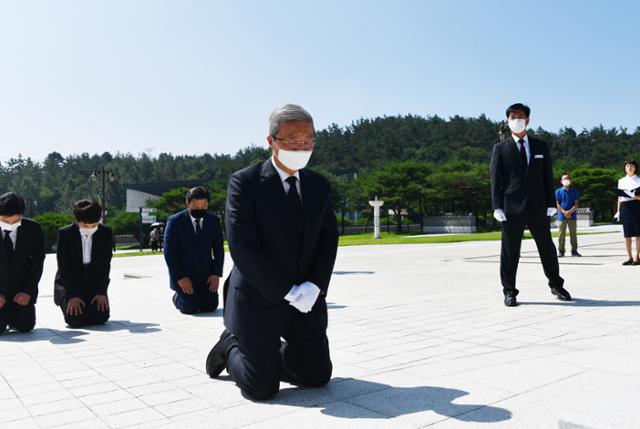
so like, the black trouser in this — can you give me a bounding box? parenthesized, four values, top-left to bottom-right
(500, 211, 564, 294)
(225, 299, 332, 401)
(0, 299, 36, 334)
(60, 295, 110, 328)
(174, 283, 219, 315)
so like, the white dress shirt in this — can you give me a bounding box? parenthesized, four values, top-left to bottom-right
(189, 213, 204, 233)
(512, 133, 531, 164)
(618, 175, 640, 202)
(80, 231, 93, 265)
(271, 156, 302, 200)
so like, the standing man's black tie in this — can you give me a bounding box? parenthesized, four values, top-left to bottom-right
(3, 230, 14, 260)
(286, 176, 304, 243)
(518, 139, 528, 170)
(195, 219, 202, 237)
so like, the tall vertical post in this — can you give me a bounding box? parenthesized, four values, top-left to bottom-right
(368, 196, 384, 239)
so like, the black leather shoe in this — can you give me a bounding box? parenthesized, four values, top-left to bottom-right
(558, 251, 565, 258)
(571, 251, 581, 257)
(504, 292, 518, 307)
(551, 287, 572, 301)
(172, 293, 178, 307)
(622, 259, 634, 266)
(206, 330, 234, 378)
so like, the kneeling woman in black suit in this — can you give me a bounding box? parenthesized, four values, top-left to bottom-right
(54, 200, 113, 328)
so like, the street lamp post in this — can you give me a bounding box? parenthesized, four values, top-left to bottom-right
(90, 166, 116, 223)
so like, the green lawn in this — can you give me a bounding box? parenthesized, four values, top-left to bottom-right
(113, 230, 611, 257)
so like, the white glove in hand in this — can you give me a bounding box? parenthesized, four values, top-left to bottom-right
(287, 281, 320, 313)
(493, 209, 507, 222)
(284, 285, 302, 302)
(547, 207, 557, 217)
(614, 212, 621, 221)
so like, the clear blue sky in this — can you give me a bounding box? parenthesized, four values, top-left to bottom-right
(0, 0, 638, 162)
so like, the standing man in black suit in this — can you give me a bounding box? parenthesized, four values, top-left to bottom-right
(163, 187, 224, 314)
(0, 192, 45, 334)
(54, 200, 113, 328)
(206, 104, 339, 400)
(490, 103, 572, 307)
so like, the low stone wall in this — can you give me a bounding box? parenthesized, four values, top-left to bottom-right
(552, 207, 594, 229)
(423, 215, 477, 233)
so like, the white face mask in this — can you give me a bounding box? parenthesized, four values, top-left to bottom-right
(0, 220, 21, 232)
(276, 146, 313, 171)
(562, 179, 571, 186)
(79, 226, 98, 236)
(508, 118, 527, 134)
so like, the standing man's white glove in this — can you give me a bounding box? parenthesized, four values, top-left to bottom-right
(285, 281, 320, 313)
(547, 207, 557, 217)
(614, 211, 621, 221)
(493, 209, 507, 222)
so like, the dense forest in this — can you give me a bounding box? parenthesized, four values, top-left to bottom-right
(1, 114, 638, 238)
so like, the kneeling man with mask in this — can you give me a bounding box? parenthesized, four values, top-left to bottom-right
(206, 104, 339, 400)
(164, 187, 224, 314)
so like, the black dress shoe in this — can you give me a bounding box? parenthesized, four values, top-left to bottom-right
(622, 259, 634, 266)
(504, 293, 518, 307)
(551, 286, 572, 301)
(558, 251, 565, 258)
(206, 330, 234, 378)
(571, 251, 582, 257)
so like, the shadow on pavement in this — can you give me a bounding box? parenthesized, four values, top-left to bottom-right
(84, 320, 161, 333)
(191, 309, 224, 318)
(333, 271, 375, 275)
(520, 298, 640, 307)
(0, 320, 161, 344)
(327, 302, 348, 310)
(0, 328, 88, 344)
(265, 378, 512, 423)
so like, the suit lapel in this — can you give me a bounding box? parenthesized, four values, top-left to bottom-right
(299, 169, 319, 255)
(11, 224, 27, 269)
(91, 226, 103, 264)
(260, 160, 300, 250)
(70, 224, 83, 265)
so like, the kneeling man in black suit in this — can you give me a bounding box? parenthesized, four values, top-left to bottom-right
(206, 104, 339, 400)
(0, 192, 45, 334)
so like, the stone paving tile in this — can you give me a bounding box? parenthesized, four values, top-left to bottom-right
(0, 231, 638, 428)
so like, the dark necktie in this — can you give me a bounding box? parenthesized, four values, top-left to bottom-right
(286, 176, 304, 241)
(518, 139, 528, 169)
(195, 219, 202, 237)
(3, 230, 14, 260)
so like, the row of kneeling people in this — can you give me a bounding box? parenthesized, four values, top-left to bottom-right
(0, 188, 227, 335)
(0, 194, 114, 333)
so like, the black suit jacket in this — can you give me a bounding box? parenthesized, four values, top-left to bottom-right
(0, 218, 45, 302)
(223, 160, 339, 332)
(490, 136, 556, 217)
(54, 223, 113, 305)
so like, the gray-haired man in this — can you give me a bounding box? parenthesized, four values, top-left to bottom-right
(206, 104, 339, 400)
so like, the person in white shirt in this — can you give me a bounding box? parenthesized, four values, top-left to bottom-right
(615, 160, 640, 265)
(54, 200, 113, 327)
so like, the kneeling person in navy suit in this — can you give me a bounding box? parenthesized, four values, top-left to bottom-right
(164, 187, 224, 314)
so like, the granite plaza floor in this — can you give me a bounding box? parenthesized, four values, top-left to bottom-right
(1, 227, 638, 428)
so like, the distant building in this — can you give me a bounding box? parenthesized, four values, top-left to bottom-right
(126, 179, 208, 212)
